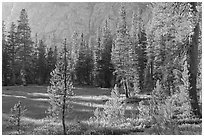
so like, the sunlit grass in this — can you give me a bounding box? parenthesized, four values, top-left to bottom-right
(2, 85, 202, 135)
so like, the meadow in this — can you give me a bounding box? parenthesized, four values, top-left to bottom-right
(2, 85, 202, 135)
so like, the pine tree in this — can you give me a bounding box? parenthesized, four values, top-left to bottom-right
(93, 27, 103, 86)
(91, 85, 125, 127)
(144, 27, 155, 93)
(46, 47, 56, 83)
(130, 9, 148, 93)
(7, 22, 18, 85)
(75, 33, 94, 85)
(9, 101, 27, 134)
(16, 9, 33, 86)
(129, 11, 141, 94)
(174, 55, 191, 118)
(75, 33, 86, 84)
(111, 4, 132, 98)
(71, 31, 79, 66)
(146, 3, 191, 93)
(146, 2, 201, 118)
(100, 20, 114, 88)
(47, 38, 74, 135)
(53, 46, 58, 64)
(2, 20, 10, 86)
(187, 2, 201, 118)
(36, 40, 47, 85)
(30, 33, 39, 84)
(84, 41, 94, 85)
(71, 31, 80, 82)
(188, 2, 202, 118)
(137, 17, 148, 92)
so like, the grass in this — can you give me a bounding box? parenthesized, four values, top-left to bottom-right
(2, 85, 112, 134)
(2, 85, 202, 135)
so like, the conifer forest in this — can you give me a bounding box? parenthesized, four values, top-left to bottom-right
(2, 2, 202, 135)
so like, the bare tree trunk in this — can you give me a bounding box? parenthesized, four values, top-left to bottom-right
(123, 79, 129, 98)
(22, 40, 27, 86)
(62, 38, 67, 135)
(62, 95, 66, 135)
(188, 2, 202, 118)
(11, 46, 16, 85)
(17, 105, 21, 134)
(12, 67, 16, 85)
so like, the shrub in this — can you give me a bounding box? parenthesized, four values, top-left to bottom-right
(90, 85, 126, 127)
(138, 76, 192, 134)
(8, 101, 27, 134)
(32, 121, 63, 135)
(46, 39, 74, 135)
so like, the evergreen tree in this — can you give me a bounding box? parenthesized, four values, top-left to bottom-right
(173, 54, 191, 119)
(36, 40, 47, 85)
(187, 2, 201, 118)
(16, 9, 33, 86)
(111, 4, 133, 98)
(7, 22, 18, 85)
(54, 46, 58, 64)
(71, 31, 80, 82)
(71, 31, 79, 66)
(9, 101, 27, 134)
(146, 2, 190, 94)
(90, 85, 126, 127)
(130, 10, 148, 93)
(137, 17, 148, 92)
(2, 20, 10, 86)
(47, 38, 74, 135)
(75, 33, 86, 84)
(129, 11, 141, 94)
(100, 20, 114, 88)
(144, 26, 155, 93)
(146, 2, 201, 118)
(46, 47, 56, 83)
(30, 33, 39, 84)
(75, 33, 94, 85)
(84, 40, 94, 85)
(93, 27, 103, 86)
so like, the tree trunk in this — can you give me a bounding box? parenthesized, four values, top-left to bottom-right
(11, 45, 16, 85)
(123, 79, 129, 98)
(17, 105, 21, 134)
(188, 2, 202, 118)
(21, 68, 27, 86)
(62, 96, 66, 135)
(62, 38, 67, 135)
(22, 40, 27, 86)
(12, 66, 16, 85)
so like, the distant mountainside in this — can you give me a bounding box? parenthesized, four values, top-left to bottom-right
(2, 2, 152, 48)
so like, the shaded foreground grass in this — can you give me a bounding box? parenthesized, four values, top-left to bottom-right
(2, 85, 112, 134)
(3, 114, 201, 135)
(2, 85, 202, 135)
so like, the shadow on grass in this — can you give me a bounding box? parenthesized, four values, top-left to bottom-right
(30, 120, 145, 135)
(2, 86, 110, 119)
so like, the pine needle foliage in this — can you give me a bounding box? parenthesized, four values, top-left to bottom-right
(9, 101, 27, 134)
(90, 85, 125, 127)
(138, 58, 192, 134)
(47, 38, 74, 135)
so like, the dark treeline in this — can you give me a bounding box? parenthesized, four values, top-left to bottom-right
(2, 9, 57, 86)
(2, 2, 202, 118)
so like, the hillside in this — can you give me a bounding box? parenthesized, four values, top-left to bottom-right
(2, 2, 152, 48)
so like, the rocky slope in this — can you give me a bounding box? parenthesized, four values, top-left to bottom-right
(2, 2, 152, 48)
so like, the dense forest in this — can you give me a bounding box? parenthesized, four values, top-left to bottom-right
(2, 2, 202, 135)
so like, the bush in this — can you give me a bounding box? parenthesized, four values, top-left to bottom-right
(137, 77, 192, 134)
(90, 85, 126, 127)
(32, 122, 63, 135)
(8, 101, 27, 134)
